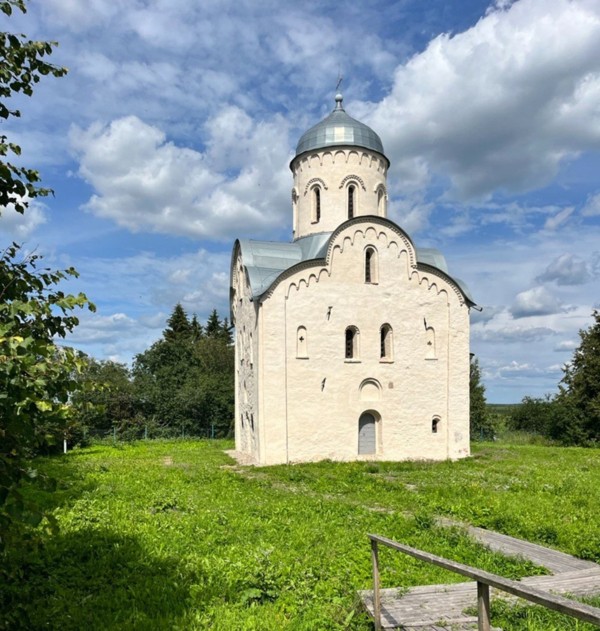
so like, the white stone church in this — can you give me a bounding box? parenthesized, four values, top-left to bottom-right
(230, 94, 476, 465)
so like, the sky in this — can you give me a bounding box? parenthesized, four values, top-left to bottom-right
(2, 0, 600, 403)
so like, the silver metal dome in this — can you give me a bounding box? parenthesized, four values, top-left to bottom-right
(294, 94, 387, 160)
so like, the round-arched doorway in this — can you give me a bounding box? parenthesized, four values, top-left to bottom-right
(358, 412, 376, 455)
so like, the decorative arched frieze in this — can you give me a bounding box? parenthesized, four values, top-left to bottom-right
(417, 263, 466, 306)
(325, 217, 417, 270)
(284, 266, 330, 299)
(333, 150, 346, 164)
(262, 217, 418, 301)
(339, 174, 366, 191)
(303, 177, 328, 195)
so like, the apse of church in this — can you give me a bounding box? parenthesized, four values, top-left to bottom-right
(230, 93, 476, 465)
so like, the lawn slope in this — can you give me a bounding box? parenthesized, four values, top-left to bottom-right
(4, 441, 600, 630)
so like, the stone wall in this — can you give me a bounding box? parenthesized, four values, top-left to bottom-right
(256, 219, 470, 464)
(291, 148, 388, 239)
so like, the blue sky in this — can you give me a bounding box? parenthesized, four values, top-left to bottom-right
(2, 0, 600, 403)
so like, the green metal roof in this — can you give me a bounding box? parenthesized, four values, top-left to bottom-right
(232, 222, 476, 307)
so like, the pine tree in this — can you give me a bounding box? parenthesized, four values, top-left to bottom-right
(163, 303, 192, 342)
(204, 308, 222, 339)
(220, 317, 234, 344)
(190, 315, 203, 342)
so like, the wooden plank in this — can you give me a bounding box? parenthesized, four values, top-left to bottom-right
(367, 534, 600, 627)
(466, 527, 598, 574)
(360, 583, 480, 628)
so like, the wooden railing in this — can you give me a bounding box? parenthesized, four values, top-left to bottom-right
(369, 533, 600, 631)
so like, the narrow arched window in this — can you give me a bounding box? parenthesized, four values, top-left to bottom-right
(292, 188, 298, 236)
(365, 249, 373, 283)
(345, 326, 359, 359)
(365, 247, 377, 283)
(432, 416, 440, 434)
(312, 187, 321, 223)
(348, 184, 355, 219)
(377, 188, 385, 216)
(380, 324, 393, 360)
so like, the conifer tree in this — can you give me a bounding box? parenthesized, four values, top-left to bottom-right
(190, 314, 203, 342)
(204, 308, 222, 339)
(163, 303, 192, 342)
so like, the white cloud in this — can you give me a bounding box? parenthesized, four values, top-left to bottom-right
(543, 206, 575, 231)
(62, 248, 233, 362)
(511, 286, 563, 318)
(582, 192, 600, 216)
(67, 312, 138, 345)
(69, 114, 292, 239)
(40, 0, 124, 30)
(367, 0, 600, 200)
(554, 339, 578, 351)
(473, 324, 556, 343)
(0, 200, 47, 240)
(536, 253, 591, 285)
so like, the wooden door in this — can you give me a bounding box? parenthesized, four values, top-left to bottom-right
(358, 412, 376, 454)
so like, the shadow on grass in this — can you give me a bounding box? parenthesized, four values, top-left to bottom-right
(3, 528, 196, 630)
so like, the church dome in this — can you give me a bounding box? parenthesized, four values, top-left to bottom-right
(294, 93, 387, 161)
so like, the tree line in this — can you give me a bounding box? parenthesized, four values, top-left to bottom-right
(470, 311, 600, 446)
(73, 305, 235, 442)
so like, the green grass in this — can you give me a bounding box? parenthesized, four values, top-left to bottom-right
(4, 440, 600, 630)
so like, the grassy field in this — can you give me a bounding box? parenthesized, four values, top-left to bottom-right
(4, 440, 600, 630)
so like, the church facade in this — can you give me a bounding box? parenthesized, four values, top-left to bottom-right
(230, 94, 476, 465)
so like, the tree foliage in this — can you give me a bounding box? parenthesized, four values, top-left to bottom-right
(131, 305, 234, 438)
(0, 0, 67, 213)
(510, 311, 600, 445)
(0, 245, 93, 550)
(469, 355, 492, 437)
(0, 0, 93, 560)
(71, 358, 136, 434)
(556, 310, 600, 444)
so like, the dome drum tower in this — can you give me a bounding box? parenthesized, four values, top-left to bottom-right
(290, 94, 389, 240)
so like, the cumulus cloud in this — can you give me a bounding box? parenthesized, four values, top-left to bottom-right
(70, 113, 292, 239)
(536, 253, 591, 285)
(511, 286, 564, 318)
(367, 0, 600, 199)
(67, 312, 138, 345)
(0, 200, 47, 240)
